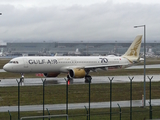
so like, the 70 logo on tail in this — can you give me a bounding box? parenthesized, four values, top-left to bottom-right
(99, 58, 108, 63)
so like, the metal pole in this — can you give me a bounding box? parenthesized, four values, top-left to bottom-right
(134, 25, 146, 107)
(66, 79, 68, 115)
(18, 81, 20, 120)
(149, 101, 152, 119)
(18, 82, 20, 120)
(64, 78, 69, 120)
(42, 79, 46, 120)
(16, 79, 20, 120)
(144, 25, 146, 107)
(148, 76, 153, 119)
(108, 77, 114, 120)
(110, 79, 112, 120)
(66, 80, 68, 115)
(43, 80, 45, 120)
(89, 78, 91, 120)
(129, 77, 134, 120)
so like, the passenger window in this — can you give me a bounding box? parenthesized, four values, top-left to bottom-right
(9, 61, 19, 64)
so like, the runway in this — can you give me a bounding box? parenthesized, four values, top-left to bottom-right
(126, 64, 160, 69)
(0, 99, 159, 112)
(0, 75, 160, 87)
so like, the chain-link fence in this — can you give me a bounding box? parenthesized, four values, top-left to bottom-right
(0, 76, 160, 120)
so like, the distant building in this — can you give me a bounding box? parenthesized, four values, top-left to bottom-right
(1, 42, 160, 57)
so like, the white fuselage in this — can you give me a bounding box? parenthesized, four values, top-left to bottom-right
(3, 56, 131, 73)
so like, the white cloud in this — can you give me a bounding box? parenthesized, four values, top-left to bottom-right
(113, 0, 160, 4)
(1, 0, 160, 8)
(0, 1, 160, 42)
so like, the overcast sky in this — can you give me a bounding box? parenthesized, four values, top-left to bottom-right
(0, 0, 160, 43)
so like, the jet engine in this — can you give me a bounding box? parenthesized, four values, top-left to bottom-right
(43, 72, 60, 77)
(69, 69, 86, 78)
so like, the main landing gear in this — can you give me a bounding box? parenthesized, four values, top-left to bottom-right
(67, 75, 92, 84)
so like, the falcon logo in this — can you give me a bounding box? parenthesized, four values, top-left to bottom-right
(128, 38, 141, 56)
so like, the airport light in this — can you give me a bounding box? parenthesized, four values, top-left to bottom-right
(134, 25, 146, 107)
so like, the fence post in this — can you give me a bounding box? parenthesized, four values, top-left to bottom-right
(42, 79, 46, 120)
(84, 106, 88, 120)
(16, 79, 21, 120)
(148, 76, 153, 119)
(64, 78, 69, 120)
(88, 77, 92, 120)
(128, 77, 134, 120)
(108, 77, 114, 120)
(148, 101, 152, 119)
(117, 104, 121, 120)
(8, 110, 12, 120)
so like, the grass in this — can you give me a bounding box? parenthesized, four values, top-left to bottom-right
(1, 107, 160, 120)
(0, 59, 9, 68)
(0, 82, 160, 106)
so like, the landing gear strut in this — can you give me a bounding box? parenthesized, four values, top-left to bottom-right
(85, 75, 92, 83)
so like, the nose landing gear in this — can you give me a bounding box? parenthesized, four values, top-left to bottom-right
(20, 73, 24, 86)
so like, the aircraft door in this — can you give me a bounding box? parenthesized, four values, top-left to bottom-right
(23, 58, 28, 68)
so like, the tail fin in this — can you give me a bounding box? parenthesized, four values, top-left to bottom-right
(122, 35, 143, 62)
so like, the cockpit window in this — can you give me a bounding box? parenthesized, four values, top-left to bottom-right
(9, 61, 19, 64)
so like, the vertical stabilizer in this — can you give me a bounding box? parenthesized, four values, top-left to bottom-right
(122, 35, 143, 62)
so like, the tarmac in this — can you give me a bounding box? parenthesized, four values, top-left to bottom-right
(0, 75, 160, 87)
(0, 99, 159, 112)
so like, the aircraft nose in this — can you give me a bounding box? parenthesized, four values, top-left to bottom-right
(3, 64, 11, 72)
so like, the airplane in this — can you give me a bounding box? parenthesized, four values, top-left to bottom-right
(3, 35, 142, 83)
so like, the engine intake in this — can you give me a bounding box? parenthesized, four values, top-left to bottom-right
(69, 69, 86, 78)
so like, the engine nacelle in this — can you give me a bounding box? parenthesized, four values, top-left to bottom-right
(69, 69, 86, 78)
(43, 72, 60, 77)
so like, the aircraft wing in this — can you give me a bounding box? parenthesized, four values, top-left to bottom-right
(64, 63, 129, 71)
(84, 63, 129, 69)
